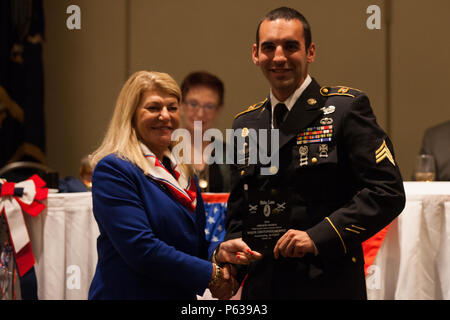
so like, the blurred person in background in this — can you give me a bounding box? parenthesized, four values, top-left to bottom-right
(180, 71, 230, 193)
(79, 156, 93, 189)
(419, 120, 450, 181)
(58, 155, 92, 192)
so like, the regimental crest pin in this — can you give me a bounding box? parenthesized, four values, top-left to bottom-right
(307, 98, 317, 106)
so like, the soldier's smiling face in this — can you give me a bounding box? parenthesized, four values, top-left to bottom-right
(252, 18, 315, 101)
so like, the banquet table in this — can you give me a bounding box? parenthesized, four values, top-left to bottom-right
(14, 182, 450, 299)
(366, 182, 450, 300)
(24, 192, 99, 300)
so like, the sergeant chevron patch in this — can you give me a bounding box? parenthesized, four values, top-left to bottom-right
(375, 140, 395, 166)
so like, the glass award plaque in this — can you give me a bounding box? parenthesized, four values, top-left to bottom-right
(243, 190, 290, 253)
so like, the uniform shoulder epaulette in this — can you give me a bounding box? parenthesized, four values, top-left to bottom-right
(234, 98, 267, 119)
(320, 86, 362, 98)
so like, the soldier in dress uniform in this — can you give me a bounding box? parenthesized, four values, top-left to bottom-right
(212, 7, 405, 299)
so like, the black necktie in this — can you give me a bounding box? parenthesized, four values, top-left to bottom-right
(273, 103, 288, 129)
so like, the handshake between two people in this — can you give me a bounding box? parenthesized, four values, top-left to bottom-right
(207, 238, 262, 300)
(207, 230, 318, 299)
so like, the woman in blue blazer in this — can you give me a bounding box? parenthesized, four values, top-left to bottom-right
(88, 71, 238, 300)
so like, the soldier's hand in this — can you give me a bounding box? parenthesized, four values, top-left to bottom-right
(209, 264, 240, 300)
(273, 229, 318, 259)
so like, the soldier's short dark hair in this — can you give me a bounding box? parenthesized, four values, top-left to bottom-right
(255, 7, 312, 51)
(181, 71, 225, 106)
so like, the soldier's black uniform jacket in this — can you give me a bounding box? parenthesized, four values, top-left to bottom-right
(225, 78, 406, 299)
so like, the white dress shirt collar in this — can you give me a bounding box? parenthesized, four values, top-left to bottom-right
(270, 74, 312, 128)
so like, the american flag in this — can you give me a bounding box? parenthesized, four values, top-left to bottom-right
(202, 193, 229, 257)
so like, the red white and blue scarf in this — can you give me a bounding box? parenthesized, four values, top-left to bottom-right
(140, 143, 197, 213)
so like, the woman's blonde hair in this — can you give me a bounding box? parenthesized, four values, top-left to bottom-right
(91, 71, 193, 177)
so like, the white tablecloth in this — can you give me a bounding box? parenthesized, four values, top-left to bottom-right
(366, 182, 450, 300)
(24, 192, 99, 300)
(21, 182, 450, 300)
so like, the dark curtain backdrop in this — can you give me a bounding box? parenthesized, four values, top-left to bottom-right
(0, 0, 46, 168)
(0, 0, 45, 300)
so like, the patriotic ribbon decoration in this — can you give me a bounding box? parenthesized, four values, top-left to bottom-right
(0, 175, 48, 276)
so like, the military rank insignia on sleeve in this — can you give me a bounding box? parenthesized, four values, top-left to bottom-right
(375, 140, 395, 166)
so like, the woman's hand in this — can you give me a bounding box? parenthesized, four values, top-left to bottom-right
(214, 238, 262, 265)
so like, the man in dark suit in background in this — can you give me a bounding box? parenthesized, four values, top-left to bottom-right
(213, 7, 405, 299)
(420, 120, 450, 180)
